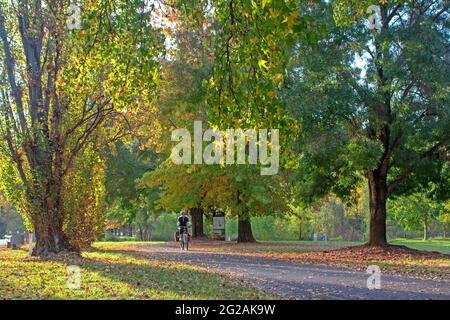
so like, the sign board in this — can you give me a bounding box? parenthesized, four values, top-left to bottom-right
(213, 214, 225, 240)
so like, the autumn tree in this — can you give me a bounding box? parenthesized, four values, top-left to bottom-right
(143, 160, 290, 242)
(0, 0, 164, 255)
(201, 0, 449, 246)
(142, 3, 215, 237)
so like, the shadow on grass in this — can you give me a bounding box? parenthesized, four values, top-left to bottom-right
(0, 247, 266, 300)
(79, 252, 231, 299)
(80, 247, 270, 299)
(85, 247, 450, 300)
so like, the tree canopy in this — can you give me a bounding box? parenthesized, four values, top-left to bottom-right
(0, 0, 448, 254)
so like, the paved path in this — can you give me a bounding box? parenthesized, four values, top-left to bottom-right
(132, 243, 450, 300)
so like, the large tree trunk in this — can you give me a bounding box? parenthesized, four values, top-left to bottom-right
(32, 169, 72, 255)
(189, 207, 204, 238)
(367, 170, 388, 246)
(237, 213, 256, 243)
(33, 211, 71, 256)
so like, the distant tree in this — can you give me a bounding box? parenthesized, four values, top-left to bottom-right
(438, 201, 450, 238)
(141, 3, 217, 238)
(0, 192, 25, 237)
(284, 1, 449, 246)
(105, 141, 162, 240)
(389, 191, 441, 240)
(143, 162, 290, 242)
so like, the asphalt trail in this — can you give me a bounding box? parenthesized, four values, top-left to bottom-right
(132, 243, 450, 300)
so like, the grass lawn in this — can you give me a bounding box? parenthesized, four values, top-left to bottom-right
(391, 238, 450, 254)
(0, 245, 270, 300)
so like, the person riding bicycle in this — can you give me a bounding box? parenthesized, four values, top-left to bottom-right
(175, 210, 190, 241)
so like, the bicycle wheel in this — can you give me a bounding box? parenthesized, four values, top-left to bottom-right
(182, 233, 187, 251)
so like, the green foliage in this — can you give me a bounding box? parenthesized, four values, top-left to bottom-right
(389, 189, 443, 238)
(0, 193, 25, 237)
(284, 1, 449, 209)
(0, 157, 31, 229)
(62, 0, 164, 112)
(151, 212, 179, 241)
(105, 141, 163, 239)
(206, 0, 324, 129)
(64, 143, 106, 249)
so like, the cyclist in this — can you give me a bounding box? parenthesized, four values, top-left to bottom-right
(176, 210, 190, 241)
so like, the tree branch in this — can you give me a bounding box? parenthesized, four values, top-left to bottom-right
(0, 3, 28, 134)
(388, 142, 442, 195)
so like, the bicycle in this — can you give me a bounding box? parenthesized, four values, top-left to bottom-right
(178, 226, 191, 251)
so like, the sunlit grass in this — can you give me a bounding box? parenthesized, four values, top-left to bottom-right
(391, 238, 450, 254)
(92, 241, 164, 248)
(0, 248, 271, 300)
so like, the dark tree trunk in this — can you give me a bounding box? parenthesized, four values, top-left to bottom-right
(147, 225, 152, 241)
(298, 224, 302, 241)
(236, 188, 255, 242)
(367, 170, 388, 246)
(32, 172, 72, 256)
(298, 217, 305, 240)
(189, 207, 204, 238)
(237, 213, 256, 243)
(33, 211, 71, 256)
